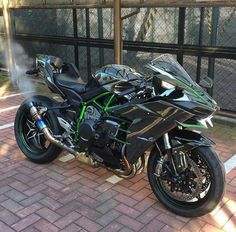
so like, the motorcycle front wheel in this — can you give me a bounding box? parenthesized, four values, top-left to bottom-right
(147, 146, 225, 217)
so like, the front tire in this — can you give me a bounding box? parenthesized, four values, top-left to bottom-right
(147, 146, 225, 217)
(14, 95, 62, 163)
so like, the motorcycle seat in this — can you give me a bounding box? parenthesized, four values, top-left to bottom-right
(54, 77, 87, 94)
(53, 62, 102, 99)
(53, 62, 88, 94)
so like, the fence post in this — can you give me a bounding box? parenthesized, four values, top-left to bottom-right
(196, 7, 205, 83)
(208, 7, 220, 96)
(85, 8, 92, 76)
(114, 0, 122, 64)
(73, 8, 79, 68)
(2, 0, 15, 72)
(98, 8, 104, 66)
(177, 7, 186, 65)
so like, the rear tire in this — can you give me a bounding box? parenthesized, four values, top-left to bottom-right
(14, 95, 62, 163)
(147, 146, 225, 217)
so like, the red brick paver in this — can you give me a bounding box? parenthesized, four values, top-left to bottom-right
(0, 91, 236, 231)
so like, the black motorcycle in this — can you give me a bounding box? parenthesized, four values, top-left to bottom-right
(14, 54, 225, 217)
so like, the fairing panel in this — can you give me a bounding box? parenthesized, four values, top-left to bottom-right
(112, 100, 192, 164)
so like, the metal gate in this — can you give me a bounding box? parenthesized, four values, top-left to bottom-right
(0, 7, 236, 112)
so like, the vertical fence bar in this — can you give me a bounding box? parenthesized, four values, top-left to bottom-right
(98, 8, 104, 66)
(9, 9, 15, 37)
(196, 7, 205, 83)
(2, 0, 15, 72)
(177, 7, 186, 65)
(208, 7, 220, 96)
(73, 8, 79, 68)
(85, 8, 92, 76)
(114, 0, 122, 64)
(173, 8, 179, 44)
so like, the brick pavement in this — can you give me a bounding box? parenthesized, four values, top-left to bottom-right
(0, 91, 236, 232)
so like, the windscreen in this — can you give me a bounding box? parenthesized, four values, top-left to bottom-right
(146, 54, 195, 86)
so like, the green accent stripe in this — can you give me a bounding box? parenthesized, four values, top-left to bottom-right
(177, 122, 207, 129)
(104, 94, 116, 111)
(74, 103, 87, 142)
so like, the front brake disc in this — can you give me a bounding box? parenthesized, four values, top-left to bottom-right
(158, 159, 203, 201)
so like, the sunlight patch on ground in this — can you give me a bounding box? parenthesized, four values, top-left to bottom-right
(225, 154, 236, 174)
(0, 105, 20, 113)
(0, 81, 10, 97)
(106, 175, 123, 184)
(0, 91, 33, 99)
(0, 122, 14, 130)
(58, 153, 75, 162)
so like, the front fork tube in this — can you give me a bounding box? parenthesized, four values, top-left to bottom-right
(163, 133, 178, 175)
(163, 133, 189, 175)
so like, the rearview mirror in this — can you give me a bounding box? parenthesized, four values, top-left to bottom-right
(199, 75, 213, 89)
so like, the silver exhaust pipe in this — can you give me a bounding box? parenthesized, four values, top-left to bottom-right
(29, 102, 80, 156)
(41, 127, 80, 155)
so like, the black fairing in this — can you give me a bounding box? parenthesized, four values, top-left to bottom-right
(80, 86, 104, 101)
(169, 129, 215, 148)
(169, 129, 215, 156)
(112, 99, 192, 164)
(170, 100, 216, 117)
(145, 96, 216, 118)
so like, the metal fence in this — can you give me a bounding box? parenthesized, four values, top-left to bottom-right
(0, 7, 236, 112)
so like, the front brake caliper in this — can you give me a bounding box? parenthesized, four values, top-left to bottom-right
(172, 146, 189, 173)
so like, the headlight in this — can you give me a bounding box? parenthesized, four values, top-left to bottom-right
(161, 81, 175, 89)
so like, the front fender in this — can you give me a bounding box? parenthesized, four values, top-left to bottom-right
(169, 129, 215, 151)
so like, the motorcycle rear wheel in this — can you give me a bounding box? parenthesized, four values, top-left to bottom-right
(147, 146, 225, 217)
(14, 96, 62, 163)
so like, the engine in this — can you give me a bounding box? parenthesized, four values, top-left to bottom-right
(84, 105, 101, 120)
(79, 106, 127, 167)
(78, 106, 101, 142)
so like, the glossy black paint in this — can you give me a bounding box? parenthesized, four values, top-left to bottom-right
(169, 129, 215, 160)
(145, 95, 217, 118)
(112, 99, 192, 164)
(169, 129, 215, 148)
(170, 100, 216, 118)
